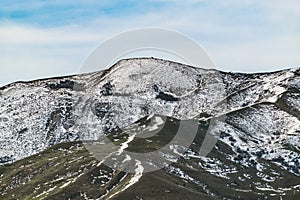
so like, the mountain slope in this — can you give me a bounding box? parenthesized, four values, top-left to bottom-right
(0, 113, 299, 199)
(0, 58, 298, 164)
(0, 58, 299, 199)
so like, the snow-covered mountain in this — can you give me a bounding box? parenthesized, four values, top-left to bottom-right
(0, 58, 298, 164)
(0, 58, 299, 199)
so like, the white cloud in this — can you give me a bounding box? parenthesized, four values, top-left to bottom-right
(0, 1, 299, 86)
(0, 24, 106, 45)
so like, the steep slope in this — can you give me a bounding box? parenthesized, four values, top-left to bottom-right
(0, 113, 299, 199)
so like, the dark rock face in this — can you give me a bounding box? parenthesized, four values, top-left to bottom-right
(153, 84, 179, 101)
(47, 80, 85, 91)
(100, 82, 114, 96)
(295, 68, 300, 76)
(156, 91, 179, 101)
(0, 155, 12, 164)
(92, 102, 111, 119)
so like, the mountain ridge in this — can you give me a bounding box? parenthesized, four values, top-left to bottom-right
(0, 58, 299, 199)
(1, 57, 298, 91)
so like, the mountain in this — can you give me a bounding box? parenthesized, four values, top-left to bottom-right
(0, 58, 299, 199)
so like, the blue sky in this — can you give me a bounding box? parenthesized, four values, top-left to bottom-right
(0, 0, 299, 86)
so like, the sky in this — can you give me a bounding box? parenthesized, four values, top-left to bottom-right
(0, 0, 299, 86)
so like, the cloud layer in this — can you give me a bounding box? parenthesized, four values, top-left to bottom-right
(0, 0, 299, 86)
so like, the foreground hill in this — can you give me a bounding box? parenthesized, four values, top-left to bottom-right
(0, 114, 299, 199)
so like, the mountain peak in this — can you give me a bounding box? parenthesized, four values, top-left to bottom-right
(0, 59, 298, 164)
